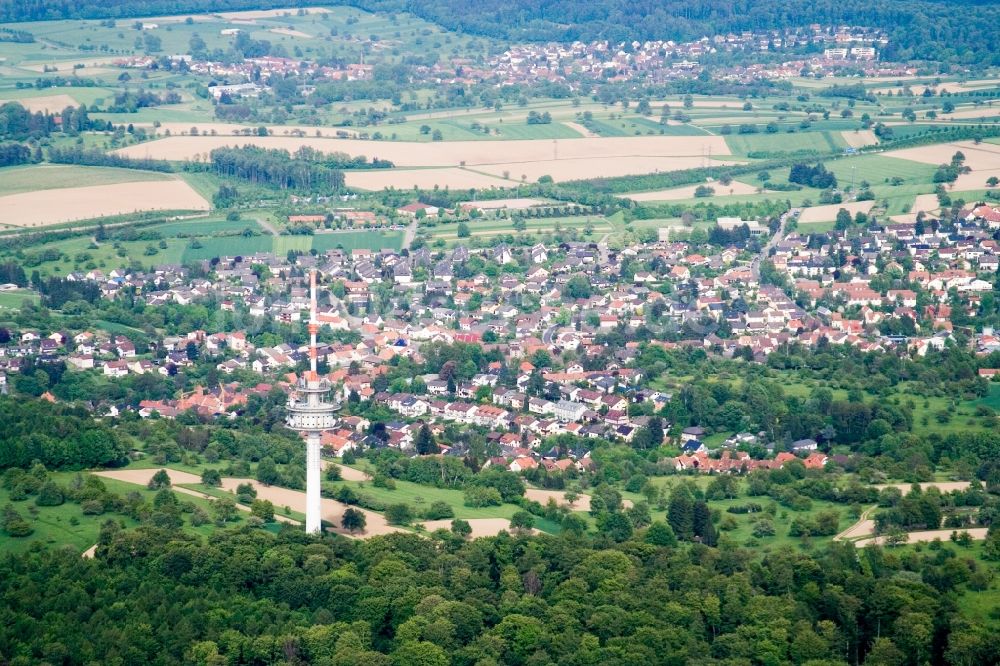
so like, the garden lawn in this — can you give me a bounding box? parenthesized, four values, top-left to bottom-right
(0, 290, 39, 310)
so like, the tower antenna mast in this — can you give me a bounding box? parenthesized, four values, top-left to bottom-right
(286, 269, 337, 533)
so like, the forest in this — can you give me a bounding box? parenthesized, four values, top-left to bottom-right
(0, 519, 997, 665)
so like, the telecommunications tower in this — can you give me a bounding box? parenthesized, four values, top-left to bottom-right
(285, 270, 337, 533)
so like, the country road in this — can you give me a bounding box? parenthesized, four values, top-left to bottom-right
(750, 208, 798, 281)
(403, 219, 418, 249)
(834, 505, 877, 542)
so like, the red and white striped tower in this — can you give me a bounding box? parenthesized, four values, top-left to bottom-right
(286, 269, 335, 533)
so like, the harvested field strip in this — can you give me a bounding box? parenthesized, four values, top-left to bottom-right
(0, 93, 78, 113)
(0, 165, 170, 197)
(854, 528, 987, 547)
(842, 130, 879, 148)
(346, 168, 512, 191)
(0, 179, 209, 227)
(797, 200, 875, 224)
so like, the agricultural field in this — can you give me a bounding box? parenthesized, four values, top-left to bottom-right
(0, 164, 170, 197)
(723, 130, 847, 156)
(0, 166, 210, 228)
(883, 140, 1000, 195)
(116, 133, 730, 164)
(797, 200, 875, 224)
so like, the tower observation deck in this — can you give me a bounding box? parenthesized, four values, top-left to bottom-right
(285, 270, 337, 533)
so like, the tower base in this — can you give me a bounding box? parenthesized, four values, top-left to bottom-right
(306, 435, 322, 534)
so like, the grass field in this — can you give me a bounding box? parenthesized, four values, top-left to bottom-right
(154, 216, 262, 237)
(181, 229, 403, 261)
(973, 383, 1000, 411)
(623, 474, 851, 549)
(334, 475, 563, 531)
(1, 218, 399, 275)
(0, 471, 223, 555)
(103, 459, 564, 535)
(0, 290, 39, 310)
(724, 130, 847, 155)
(582, 117, 710, 137)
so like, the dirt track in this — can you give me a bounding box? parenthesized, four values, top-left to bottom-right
(322, 462, 371, 482)
(421, 518, 527, 537)
(855, 528, 987, 547)
(835, 481, 979, 547)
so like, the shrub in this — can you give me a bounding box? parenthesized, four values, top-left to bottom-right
(35, 481, 64, 507)
(201, 469, 222, 487)
(423, 500, 455, 520)
(335, 485, 360, 505)
(752, 519, 776, 537)
(372, 474, 396, 490)
(2, 505, 33, 537)
(385, 503, 413, 525)
(147, 469, 171, 490)
(235, 482, 257, 503)
(464, 486, 502, 508)
(189, 507, 210, 526)
(510, 511, 535, 531)
(341, 507, 367, 533)
(250, 499, 275, 522)
(451, 519, 472, 538)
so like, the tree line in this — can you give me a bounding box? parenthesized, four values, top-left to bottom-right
(0, 102, 109, 141)
(47, 145, 174, 172)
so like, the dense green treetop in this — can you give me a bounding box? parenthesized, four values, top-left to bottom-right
(0, 522, 995, 664)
